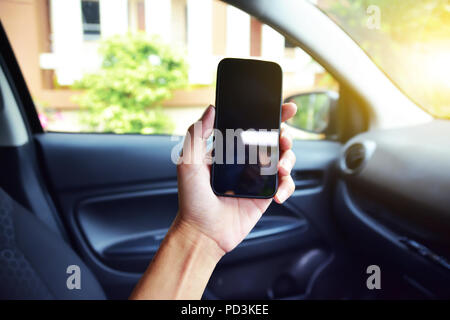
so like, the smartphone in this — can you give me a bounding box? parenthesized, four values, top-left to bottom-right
(211, 58, 282, 198)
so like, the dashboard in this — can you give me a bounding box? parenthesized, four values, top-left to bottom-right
(336, 120, 450, 298)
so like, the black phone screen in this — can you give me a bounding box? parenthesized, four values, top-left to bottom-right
(211, 58, 282, 198)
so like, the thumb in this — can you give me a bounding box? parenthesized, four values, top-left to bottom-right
(181, 105, 215, 165)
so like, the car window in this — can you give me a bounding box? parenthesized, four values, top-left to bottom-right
(313, 0, 450, 119)
(1, 0, 337, 138)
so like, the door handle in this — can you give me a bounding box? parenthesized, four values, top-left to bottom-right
(292, 170, 323, 189)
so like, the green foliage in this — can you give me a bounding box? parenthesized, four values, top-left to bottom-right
(73, 32, 188, 134)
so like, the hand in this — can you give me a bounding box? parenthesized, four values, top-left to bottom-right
(175, 103, 297, 254)
(130, 103, 297, 299)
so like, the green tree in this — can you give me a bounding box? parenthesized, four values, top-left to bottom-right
(73, 32, 188, 134)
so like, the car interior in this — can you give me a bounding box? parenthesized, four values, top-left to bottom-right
(0, 0, 449, 300)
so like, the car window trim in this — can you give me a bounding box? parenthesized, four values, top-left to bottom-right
(0, 22, 43, 135)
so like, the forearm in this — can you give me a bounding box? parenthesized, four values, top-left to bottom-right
(129, 215, 225, 300)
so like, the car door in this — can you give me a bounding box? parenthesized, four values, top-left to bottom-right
(0, 2, 364, 300)
(31, 133, 342, 299)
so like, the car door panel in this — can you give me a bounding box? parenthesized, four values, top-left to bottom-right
(34, 132, 340, 299)
(77, 189, 308, 273)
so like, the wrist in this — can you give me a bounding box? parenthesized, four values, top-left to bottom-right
(169, 214, 225, 263)
(130, 213, 224, 299)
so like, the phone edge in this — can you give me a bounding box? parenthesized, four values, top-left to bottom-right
(210, 57, 282, 200)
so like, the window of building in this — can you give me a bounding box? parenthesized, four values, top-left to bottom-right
(82, 0, 101, 40)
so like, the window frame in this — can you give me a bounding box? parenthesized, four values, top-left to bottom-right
(0, 22, 43, 135)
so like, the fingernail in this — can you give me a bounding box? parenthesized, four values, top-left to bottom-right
(277, 190, 286, 203)
(200, 105, 214, 120)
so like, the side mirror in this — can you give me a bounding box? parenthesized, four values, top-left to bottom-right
(284, 91, 338, 138)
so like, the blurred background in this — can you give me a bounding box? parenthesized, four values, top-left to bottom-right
(0, 0, 337, 136)
(0, 0, 448, 136)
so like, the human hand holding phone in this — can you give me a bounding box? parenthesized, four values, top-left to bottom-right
(130, 103, 297, 300)
(212, 58, 284, 198)
(177, 103, 297, 253)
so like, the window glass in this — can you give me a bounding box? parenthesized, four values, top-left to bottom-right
(82, 0, 101, 40)
(1, 0, 337, 139)
(314, 0, 450, 119)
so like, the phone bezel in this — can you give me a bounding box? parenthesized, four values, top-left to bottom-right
(210, 58, 283, 199)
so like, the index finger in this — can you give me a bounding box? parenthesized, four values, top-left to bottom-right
(281, 102, 297, 122)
